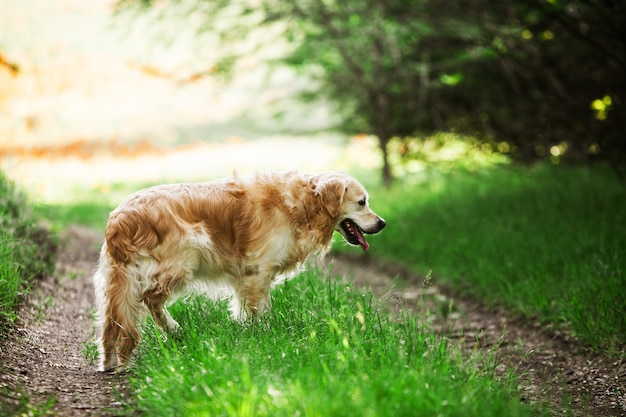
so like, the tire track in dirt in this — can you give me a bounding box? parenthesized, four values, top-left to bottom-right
(0, 226, 126, 416)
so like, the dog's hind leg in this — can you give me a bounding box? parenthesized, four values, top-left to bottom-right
(95, 266, 118, 372)
(98, 263, 144, 372)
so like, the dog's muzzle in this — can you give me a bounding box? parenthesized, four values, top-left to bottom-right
(340, 217, 385, 251)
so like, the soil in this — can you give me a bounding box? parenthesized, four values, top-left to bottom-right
(1, 226, 624, 416)
(0, 226, 127, 416)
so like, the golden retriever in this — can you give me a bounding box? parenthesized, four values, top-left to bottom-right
(93, 171, 385, 371)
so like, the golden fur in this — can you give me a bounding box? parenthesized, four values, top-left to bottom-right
(93, 171, 385, 371)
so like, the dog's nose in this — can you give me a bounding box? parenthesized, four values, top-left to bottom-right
(377, 218, 386, 230)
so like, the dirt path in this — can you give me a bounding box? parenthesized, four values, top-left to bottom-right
(0, 226, 127, 416)
(1, 227, 624, 416)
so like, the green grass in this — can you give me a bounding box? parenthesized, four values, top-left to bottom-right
(25, 162, 623, 415)
(125, 270, 546, 417)
(365, 163, 626, 353)
(33, 162, 624, 354)
(0, 173, 56, 329)
(0, 231, 24, 326)
(35, 202, 113, 233)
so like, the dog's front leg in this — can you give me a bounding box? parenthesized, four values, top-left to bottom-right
(230, 271, 273, 321)
(143, 289, 180, 333)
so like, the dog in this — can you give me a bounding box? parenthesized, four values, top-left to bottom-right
(93, 171, 385, 371)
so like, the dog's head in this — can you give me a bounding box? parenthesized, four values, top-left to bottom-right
(310, 172, 386, 251)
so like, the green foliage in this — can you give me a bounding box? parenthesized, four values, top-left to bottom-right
(0, 232, 23, 327)
(82, 340, 100, 365)
(127, 271, 546, 416)
(388, 133, 510, 174)
(364, 164, 626, 353)
(115, 0, 626, 182)
(0, 173, 56, 328)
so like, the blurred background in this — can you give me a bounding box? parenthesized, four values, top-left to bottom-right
(1, 0, 624, 203)
(0, 0, 379, 204)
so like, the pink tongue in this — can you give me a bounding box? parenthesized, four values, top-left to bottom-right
(355, 229, 370, 251)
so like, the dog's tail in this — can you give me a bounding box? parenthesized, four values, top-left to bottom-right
(94, 244, 144, 371)
(105, 207, 167, 264)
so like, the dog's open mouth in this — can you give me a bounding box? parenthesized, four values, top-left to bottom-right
(340, 219, 370, 251)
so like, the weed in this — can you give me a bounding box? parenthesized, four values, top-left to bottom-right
(82, 340, 99, 365)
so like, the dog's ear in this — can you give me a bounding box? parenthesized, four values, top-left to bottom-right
(310, 174, 348, 218)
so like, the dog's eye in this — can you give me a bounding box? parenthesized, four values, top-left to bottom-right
(358, 198, 366, 206)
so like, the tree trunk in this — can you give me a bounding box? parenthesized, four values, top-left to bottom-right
(380, 136, 393, 187)
(375, 91, 393, 187)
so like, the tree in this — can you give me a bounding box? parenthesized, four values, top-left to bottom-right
(117, 0, 438, 185)
(281, 1, 435, 185)
(116, 0, 626, 182)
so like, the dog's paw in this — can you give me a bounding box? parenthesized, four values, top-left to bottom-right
(100, 363, 125, 373)
(166, 319, 181, 333)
